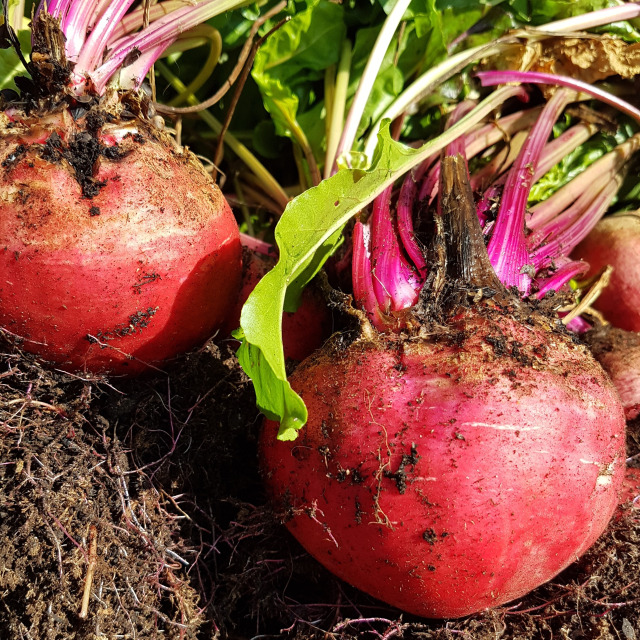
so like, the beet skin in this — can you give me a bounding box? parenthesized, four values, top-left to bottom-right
(261, 308, 626, 618)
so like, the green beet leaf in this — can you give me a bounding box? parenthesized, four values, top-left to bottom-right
(251, 1, 346, 149)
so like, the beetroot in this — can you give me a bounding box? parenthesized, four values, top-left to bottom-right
(0, 115, 240, 374)
(0, 4, 243, 375)
(584, 325, 640, 421)
(260, 153, 626, 618)
(222, 248, 331, 362)
(262, 310, 624, 618)
(572, 212, 640, 332)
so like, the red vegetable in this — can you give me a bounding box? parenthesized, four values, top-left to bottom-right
(584, 325, 640, 421)
(572, 212, 640, 332)
(0, 4, 242, 375)
(262, 312, 624, 618)
(223, 248, 332, 362)
(0, 115, 241, 375)
(261, 151, 625, 618)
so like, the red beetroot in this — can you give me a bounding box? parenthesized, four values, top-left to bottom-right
(572, 212, 640, 332)
(0, 113, 241, 375)
(260, 155, 626, 619)
(0, 2, 247, 375)
(584, 325, 640, 421)
(223, 249, 332, 361)
(262, 309, 625, 618)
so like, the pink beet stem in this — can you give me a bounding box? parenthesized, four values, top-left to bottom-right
(370, 186, 423, 312)
(532, 178, 620, 270)
(527, 133, 640, 230)
(535, 259, 590, 299)
(486, 88, 571, 294)
(352, 220, 387, 331)
(477, 69, 640, 124)
(61, 0, 104, 60)
(74, 0, 137, 77)
(527, 170, 613, 252)
(474, 122, 598, 230)
(397, 174, 428, 277)
(419, 94, 533, 203)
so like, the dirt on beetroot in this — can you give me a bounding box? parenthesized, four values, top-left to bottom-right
(0, 329, 639, 640)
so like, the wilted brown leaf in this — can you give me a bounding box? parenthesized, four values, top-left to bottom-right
(538, 36, 640, 83)
(488, 35, 640, 85)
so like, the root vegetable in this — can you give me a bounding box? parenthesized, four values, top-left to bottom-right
(583, 325, 640, 421)
(262, 308, 625, 618)
(240, 44, 640, 620)
(222, 248, 332, 362)
(260, 152, 626, 618)
(572, 212, 640, 332)
(0, 117, 240, 374)
(0, 2, 244, 375)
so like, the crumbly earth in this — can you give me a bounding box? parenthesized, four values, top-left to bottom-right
(0, 331, 638, 639)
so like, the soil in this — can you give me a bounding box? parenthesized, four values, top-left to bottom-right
(1, 330, 639, 640)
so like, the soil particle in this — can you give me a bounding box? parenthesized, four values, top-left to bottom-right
(85, 110, 105, 133)
(383, 443, 420, 494)
(485, 333, 507, 356)
(423, 528, 438, 545)
(1, 144, 28, 169)
(66, 132, 112, 197)
(92, 307, 159, 342)
(8, 125, 134, 199)
(132, 272, 162, 294)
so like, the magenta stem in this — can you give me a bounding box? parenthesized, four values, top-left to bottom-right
(240, 233, 275, 257)
(61, 0, 103, 60)
(418, 100, 478, 201)
(473, 122, 597, 229)
(74, 0, 137, 78)
(535, 259, 590, 299)
(531, 122, 598, 183)
(120, 42, 175, 91)
(527, 133, 640, 230)
(87, 0, 112, 30)
(486, 88, 570, 294)
(470, 130, 528, 192)
(532, 178, 620, 270)
(418, 164, 439, 203)
(476, 70, 640, 124)
(36, 0, 72, 19)
(527, 172, 611, 252)
(565, 316, 592, 333)
(352, 220, 386, 331)
(412, 153, 438, 184)
(445, 100, 477, 156)
(369, 186, 422, 312)
(397, 174, 427, 276)
(476, 183, 501, 229)
(91, 0, 228, 93)
(107, 1, 186, 43)
(464, 107, 542, 159)
(419, 92, 532, 203)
